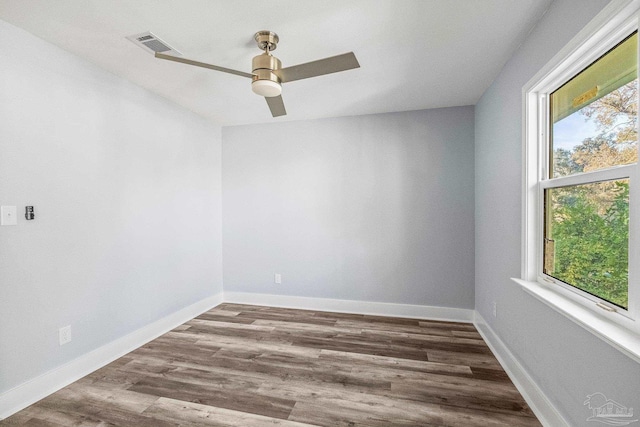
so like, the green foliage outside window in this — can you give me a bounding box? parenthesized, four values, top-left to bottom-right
(548, 181, 629, 308)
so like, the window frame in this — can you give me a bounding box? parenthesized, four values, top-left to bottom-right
(520, 0, 640, 361)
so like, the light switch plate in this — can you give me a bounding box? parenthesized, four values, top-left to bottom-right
(1, 206, 17, 226)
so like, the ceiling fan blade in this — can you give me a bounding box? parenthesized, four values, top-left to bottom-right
(155, 52, 254, 78)
(265, 95, 286, 117)
(274, 52, 360, 83)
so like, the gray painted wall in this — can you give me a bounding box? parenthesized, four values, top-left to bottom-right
(475, 0, 640, 424)
(222, 107, 475, 308)
(0, 20, 223, 393)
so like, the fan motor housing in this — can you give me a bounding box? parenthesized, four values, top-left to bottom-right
(252, 53, 282, 85)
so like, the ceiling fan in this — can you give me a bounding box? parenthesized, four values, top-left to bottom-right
(154, 31, 360, 117)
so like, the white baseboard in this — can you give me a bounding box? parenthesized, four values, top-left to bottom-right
(473, 311, 567, 427)
(223, 291, 474, 323)
(0, 292, 223, 420)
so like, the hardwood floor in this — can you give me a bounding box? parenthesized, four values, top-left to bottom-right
(1, 304, 540, 426)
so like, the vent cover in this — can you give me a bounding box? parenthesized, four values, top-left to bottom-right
(126, 31, 181, 56)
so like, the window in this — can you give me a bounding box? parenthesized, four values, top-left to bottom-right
(521, 0, 640, 358)
(544, 32, 637, 311)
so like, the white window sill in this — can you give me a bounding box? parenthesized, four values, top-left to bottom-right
(512, 278, 640, 364)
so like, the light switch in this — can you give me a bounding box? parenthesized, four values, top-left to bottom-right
(1, 206, 17, 226)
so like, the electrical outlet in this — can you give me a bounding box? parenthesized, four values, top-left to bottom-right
(274, 273, 282, 284)
(492, 302, 497, 318)
(59, 325, 72, 345)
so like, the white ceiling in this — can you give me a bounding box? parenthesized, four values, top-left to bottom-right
(0, 0, 552, 126)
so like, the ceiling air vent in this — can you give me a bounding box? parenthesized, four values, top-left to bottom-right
(126, 31, 181, 56)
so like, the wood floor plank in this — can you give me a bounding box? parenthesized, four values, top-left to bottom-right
(351, 366, 523, 397)
(1, 406, 106, 427)
(318, 348, 473, 376)
(142, 397, 320, 427)
(196, 312, 257, 324)
(255, 370, 533, 423)
(187, 318, 276, 332)
(127, 376, 296, 420)
(2, 304, 540, 426)
(31, 393, 176, 427)
(12, 418, 68, 427)
(388, 380, 535, 417)
(0, 412, 32, 425)
(206, 352, 393, 390)
(288, 398, 445, 427)
(451, 330, 484, 339)
(119, 359, 269, 392)
(169, 331, 306, 355)
(418, 319, 478, 330)
(252, 318, 364, 335)
(427, 348, 504, 369)
(336, 318, 475, 336)
(135, 336, 221, 363)
(290, 398, 539, 427)
(235, 311, 339, 326)
(471, 366, 513, 382)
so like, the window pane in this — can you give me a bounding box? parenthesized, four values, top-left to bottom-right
(550, 33, 638, 178)
(544, 179, 629, 309)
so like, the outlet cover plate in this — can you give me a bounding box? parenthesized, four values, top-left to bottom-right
(59, 325, 72, 345)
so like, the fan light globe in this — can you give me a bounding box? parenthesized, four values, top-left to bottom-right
(252, 80, 281, 97)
